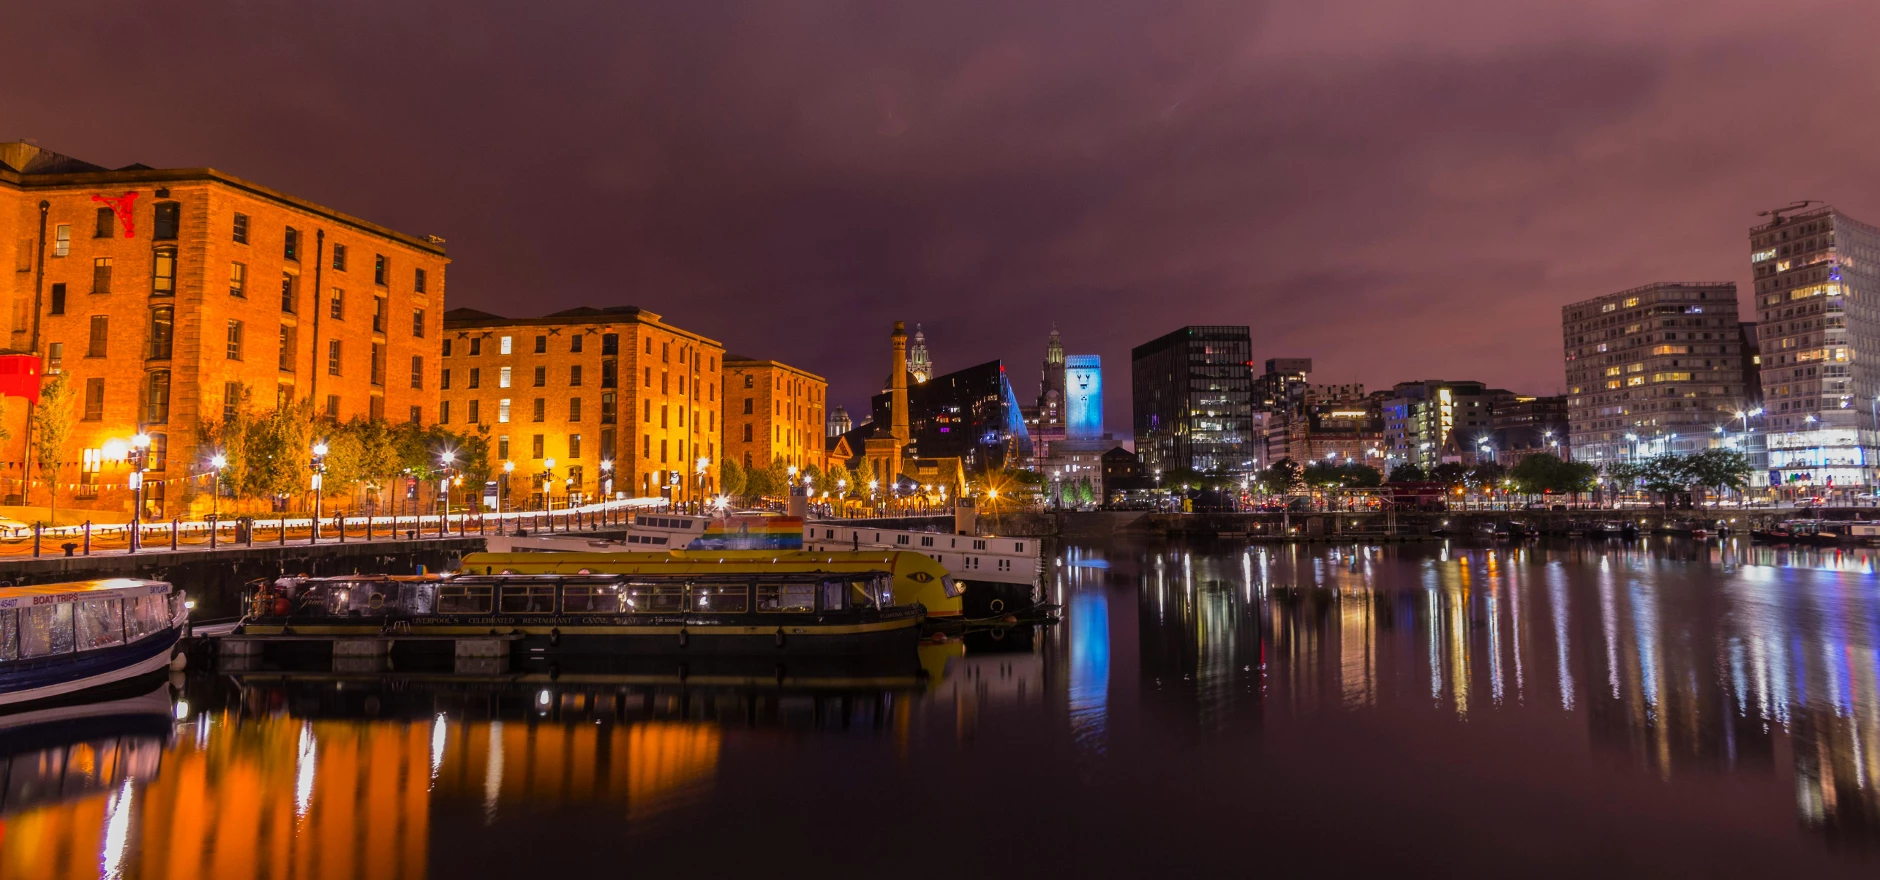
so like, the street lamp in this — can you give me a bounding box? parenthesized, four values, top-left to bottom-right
(600, 458, 614, 498)
(309, 441, 328, 540)
(439, 450, 456, 528)
(542, 458, 557, 512)
(696, 456, 710, 513)
(209, 452, 227, 527)
(502, 461, 515, 521)
(123, 433, 151, 552)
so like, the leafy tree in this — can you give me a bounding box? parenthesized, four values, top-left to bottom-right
(719, 456, 747, 499)
(1429, 462, 1471, 486)
(822, 461, 851, 497)
(1687, 448, 1751, 503)
(31, 374, 77, 524)
(1388, 463, 1428, 483)
(1303, 461, 1381, 488)
(1467, 460, 1508, 489)
(1258, 459, 1304, 494)
(244, 397, 318, 504)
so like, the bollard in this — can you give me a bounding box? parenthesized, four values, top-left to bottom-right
(338, 514, 345, 543)
(280, 517, 287, 546)
(32, 523, 40, 558)
(84, 521, 91, 555)
(171, 518, 179, 551)
(367, 515, 374, 541)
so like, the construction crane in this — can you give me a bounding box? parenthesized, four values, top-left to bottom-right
(1756, 200, 1821, 225)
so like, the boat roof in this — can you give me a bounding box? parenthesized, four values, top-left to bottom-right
(451, 570, 892, 584)
(461, 549, 940, 577)
(0, 578, 171, 608)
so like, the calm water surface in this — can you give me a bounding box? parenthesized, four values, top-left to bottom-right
(6, 538, 1880, 878)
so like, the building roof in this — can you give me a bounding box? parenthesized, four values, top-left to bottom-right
(442, 305, 720, 346)
(722, 355, 825, 382)
(0, 141, 447, 256)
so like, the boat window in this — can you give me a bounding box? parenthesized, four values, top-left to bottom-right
(125, 595, 163, 640)
(399, 582, 439, 615)
(819, 579, 846, 612)
(76, 598, 125, 650)
(756, 582, 815, 613)
(689, 582, 748, 613)
(21, 603, 75, 658)
(847, 579, 888, 609)
(499, 583, 557, 614)
(0, 609, 16, 660)
(1015, 542, 1024, 552)
(896, 535, 909, 545)
(563, 584, 623, 614)
(622, 583, 684, 614)
(437, 583, 494, 614)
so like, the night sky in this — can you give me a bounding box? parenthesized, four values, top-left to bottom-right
(12, 1, 1880, 427)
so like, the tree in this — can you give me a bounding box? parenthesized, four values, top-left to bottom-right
(1258, 459, 1303, 494)
(822, 461, 851, 499)
(31, 374, 77, 524)
(198, 383, 258, 512)
(1687, 448, 1751, 506)
(1303, 461, 1380, 488)
(1429, 462, 1471, 486)
(719, 456, 747, 499)
(244, 398, 318, 505)
(1388, 463, 1427, 483)
(1637, 454, 1696, 506)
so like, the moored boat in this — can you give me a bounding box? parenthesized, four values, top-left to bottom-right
(239, 568, 924, 655)
(0, 579, 188, 710)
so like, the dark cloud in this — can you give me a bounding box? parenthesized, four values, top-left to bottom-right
(9, 0, 1879, 424)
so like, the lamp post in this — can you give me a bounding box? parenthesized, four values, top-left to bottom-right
(600, 458, 614, 499)
(309, 441, 328, 541)
(209, 452, 227, 529)
(439, 450, 456, 530)
(501, 461, 515, 522)
(125, 433, 151, 552)
(696, 456, 710, 515)
(542, 458, 556, 512)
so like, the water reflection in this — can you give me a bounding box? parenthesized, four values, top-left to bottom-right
(2, 538, 1879, 874)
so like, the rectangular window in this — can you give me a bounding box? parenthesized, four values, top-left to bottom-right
(95, 207, 114, 238)
(145, 371, 170, 424)
(569, 434, 582, 459)
(533, 365, 546, 387)
(284, 227, 299, 261)
(223, 382, 241, 420)
(743, 398, 753, 415)
(280, 273, 296, 312)
(442, 339, 452, 357)
(145, 304, 173, 355)
(153, 202, 179, 240)
(499, 366, 512, 388)
(326, 394, 340, 418)
(602, 392, 616, 423)
(87, 316, 108, 357)
(532, 398, 545, 422)
(414, 267, 427, 293)
(602, 333, 618, 356)
(53, 224, 69, 257)
(372, 296, 386, 333)
(366, 396, 382, 420)
(332, 243, 347, 271)
(440, 368, 451, 390)
(600, 428, 615, 462)
(500, 335, 512, 355)
(440, 400, 451, 424)
(83, 378, 104, 420)
(328, 288, 344, 319)
(92, 257, 112, 294)
(569, 398, 582, 421)
(46, 342, 63, 374)
(534, 335, 547, 354)
(436, 583, 493, 615)
(410, 405, 422, 425)
(499, 399, 510, 423)
(370, 342, 383, 385)
(497, 435, 508, 459)
(232, 212, 249, 244)
(644, 435, 651, 458)
(226, 320, 243, 360)
(469, 399, 480, 423)
(602, 360, 617, 388)
(374, 254, 387, 285)
(569, 364, 582, 386)
(412, 308, 425, 338)
(645, 367, 653, 388)
(279, 325, 296, 372)
(411, 355, 423, 389)
(532, 434, 545, 458)
(151, 247, 177, 295)
(469, 337, 481, 356)
(660, 439, 668, 463)
(229, 262, 246, 297)
(49, 283, 65, 315)
(743, 424, 752, 442)
(328, 340, 343, 376)
(469, 367, 480, 389)
(571, 335, 583, 354)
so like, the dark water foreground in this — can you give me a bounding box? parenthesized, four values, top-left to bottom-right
(4, 538, 1880, 878)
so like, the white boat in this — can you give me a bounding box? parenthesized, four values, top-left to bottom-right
(0, 578, 188, 709)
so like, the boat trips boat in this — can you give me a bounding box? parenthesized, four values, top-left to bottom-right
(0, 578, 188, 710)
(1751, 520, 1837, 544)
(464, 548, 964, 618)
(238, 568, 924, 655)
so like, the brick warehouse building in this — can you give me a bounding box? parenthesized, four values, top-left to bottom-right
(722, 356, 828, 479)
(440, 307, 723, 508)
(0, 142, 447, 515)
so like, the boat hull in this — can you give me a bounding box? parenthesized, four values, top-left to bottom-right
(0, 627, 182, 711)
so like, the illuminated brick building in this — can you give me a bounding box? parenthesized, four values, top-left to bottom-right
(0, 142, 447, 514)
(722, 356, 827, 477)
(440, 306, 723, 507)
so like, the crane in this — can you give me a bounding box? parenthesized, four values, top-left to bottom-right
(1756, 200, 1821, 225)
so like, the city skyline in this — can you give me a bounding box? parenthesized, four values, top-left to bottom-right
(10, 3, 1880, 424)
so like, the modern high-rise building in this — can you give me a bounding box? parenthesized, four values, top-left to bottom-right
(1561, 282, 1748, 465)
(0, 141, 449, 515)
(1748, 205, 1880, 489)
(440, 306, 722, 507)
(1130, 326, 1253, 475)
(1381, 380, 1510, 469)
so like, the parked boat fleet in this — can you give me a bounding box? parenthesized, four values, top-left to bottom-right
(1453, 515, 1880, 545)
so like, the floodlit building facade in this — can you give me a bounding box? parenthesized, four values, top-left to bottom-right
(1130, 326, 1254, 476)
(723, 356, 827, 477)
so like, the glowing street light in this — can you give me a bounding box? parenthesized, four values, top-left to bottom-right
(209, 451, 228, 526)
